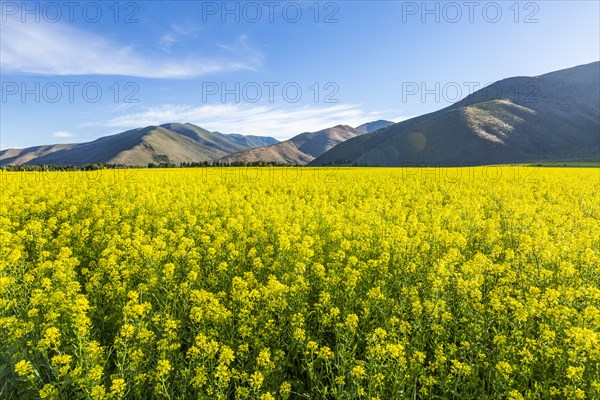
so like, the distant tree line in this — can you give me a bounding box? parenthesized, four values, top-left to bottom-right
(149, 160, 291, 168)
(1, 161, 293, 171)
(180, 160, 289, 167)
(0, 163, 125, 171)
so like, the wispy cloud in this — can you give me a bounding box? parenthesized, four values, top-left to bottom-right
(158, 33, 177, 50)
(52, 131, 74, 138)
(158, 22, 203, 51)
(101, 104, 404, 139)
(0, 21, 263, 78)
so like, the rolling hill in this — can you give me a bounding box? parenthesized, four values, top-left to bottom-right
(0, 123, 278, 166)
(311, 62, 600, 166)
(219, 121, 393, 165)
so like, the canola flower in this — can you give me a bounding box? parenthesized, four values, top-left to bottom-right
(0, 166, 599, 399)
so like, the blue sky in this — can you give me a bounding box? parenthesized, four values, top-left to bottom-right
(1, 0, 599, 149)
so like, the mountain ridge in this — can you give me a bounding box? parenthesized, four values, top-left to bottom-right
(311, 61, 600, 166)
(0, 124, 279, 166)
(3, 62, 598, 168)
(218, 120, 394, 165)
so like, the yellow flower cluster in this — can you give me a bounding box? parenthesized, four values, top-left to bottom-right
(1, 167, 599, 398)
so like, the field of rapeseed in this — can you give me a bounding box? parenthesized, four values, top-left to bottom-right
(1, 167, 599, 399)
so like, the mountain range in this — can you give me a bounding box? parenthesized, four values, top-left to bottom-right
(219, 121, 394, 165)
(311, 61, 600, 166)
(0, 121, 393, 167)
(2, 62, 598, 167)
(0, 123, 278, 166)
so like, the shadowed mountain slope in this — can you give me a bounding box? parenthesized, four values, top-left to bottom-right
(311, 62, 600, 166)
(220, 123, 387, 165)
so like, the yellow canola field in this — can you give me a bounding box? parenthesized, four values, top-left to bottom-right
(1, 167, 599, 399)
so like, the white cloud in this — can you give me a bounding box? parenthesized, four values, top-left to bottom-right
(158, 23, 203, 50)
(52, 131, 74, 138)
(101, 104, 404, 140)
(158, 33, 177, 50)
(0, 21, 263, 78)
